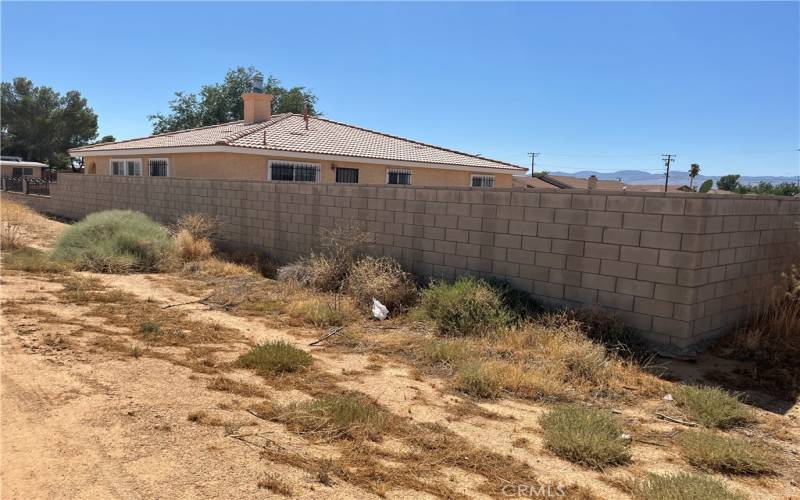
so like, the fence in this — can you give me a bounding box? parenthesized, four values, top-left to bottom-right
(1, 176, 53, 196)
(5, 173, 800, 350)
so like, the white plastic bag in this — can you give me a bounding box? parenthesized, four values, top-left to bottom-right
(371, 298, 389, 320)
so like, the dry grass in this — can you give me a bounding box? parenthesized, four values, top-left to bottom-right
(181, 257, 257, 277)
(235, 341, 313, 375)
(0, 200, 37, 249)
(539, 405, 631, 468)
(678, 430, 775, 475)
(2, 247, 70, 273)
(419, 276, 514, 337)
(175, 229, 213, 262)
(285, 297, 358, 328)
(206, 376, 270, 398)
(634, 472, 745, 500)
(257, 474, 293, 496)
(175, 213, 218, 240)
(345, 256, 417, 311)
(675, 386, 750, 429)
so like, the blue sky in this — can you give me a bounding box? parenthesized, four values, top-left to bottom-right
(2, 1, 798, 177)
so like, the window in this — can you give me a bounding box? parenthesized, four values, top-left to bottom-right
(110, 159, 141, 176)
(11, 167, 32, 177)
(387, 168, 412, 185)
(268, 161, 320, 182)
(471, 175, 495, 188)
(149, 158, 169, 177)
(335, 167, 359, 184)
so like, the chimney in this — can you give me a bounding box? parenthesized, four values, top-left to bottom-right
(243, 76, 272, 124)
(587, 175, 598, 190)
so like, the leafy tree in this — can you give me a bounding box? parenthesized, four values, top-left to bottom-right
(149, 67, 319, 134)
(97, 135, 116, 143)
(688, 163, 701, 189)
(1, 77, 98, 168)
(717, 174, 741, 192)
(698, 179, 713, 193)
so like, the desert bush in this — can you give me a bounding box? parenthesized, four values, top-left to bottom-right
(276, 261, 314, 285)
(235, 340, 313, 375)
(176, 212, 218, 240)
(52, 210, 173, 273)
(286, 298, 357, 327)
(346, 256, 417, 311)
(2, 247, 69, 273)
(539, 405, 631, 468)
(634, 472, 745, 500)
(420, 339, 478, 367)
(182, 257, 255, 277)
(174, 229, 213, 262)
(676, 386, 750, 429)
(679, 430, 774, 475)
(0, 200, 36, 249)
(456, 362, 502, 398)
(268, 392, 390, 440)
(419, 276, 514, 337)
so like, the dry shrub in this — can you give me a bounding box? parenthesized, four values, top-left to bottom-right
(539, 405, 631, 468)
(635, 472, 745, 500)
(285, 297, 357, 327)
(0, 200, 36, 249)
(257, 474, 292, 496)
(676, 386, 750, 429)
(235, 340, 313, 375)
(175, 229, 213, 262)
(182, 257, 256, 277)
(176, 213, 218, 240)
(678, 430, 774, 475)
(346, 256, 417, 311)
(713, 266, 800, 398)
(207, 377, 270, 398)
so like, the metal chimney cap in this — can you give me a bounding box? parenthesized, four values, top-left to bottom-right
(252, 75, 264, 93)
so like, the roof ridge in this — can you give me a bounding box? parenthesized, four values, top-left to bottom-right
(303, 115, 524, 170)
(216, 113, 292, 145)
(71, 120, 249, 152)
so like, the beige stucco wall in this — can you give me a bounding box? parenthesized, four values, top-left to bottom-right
(82, 152, 513, 188)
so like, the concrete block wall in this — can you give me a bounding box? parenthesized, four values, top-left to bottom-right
(8, 174, 800, 350)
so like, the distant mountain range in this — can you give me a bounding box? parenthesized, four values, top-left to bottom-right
(548, 170, 799, 186)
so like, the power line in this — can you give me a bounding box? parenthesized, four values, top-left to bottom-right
(527, 152, 539, 175)
(662, 154, 676, 193)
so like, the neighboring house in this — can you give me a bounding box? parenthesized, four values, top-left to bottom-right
(512, 173, 625, 190)
(0, 159, 49, 178)
(69, 91, 526, 187)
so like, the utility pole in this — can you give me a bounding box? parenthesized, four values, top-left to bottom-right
(662, 154, 676, 193)
(527, 152, 539, 176)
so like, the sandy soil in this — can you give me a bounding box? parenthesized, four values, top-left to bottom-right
(2, 213, 798, 499)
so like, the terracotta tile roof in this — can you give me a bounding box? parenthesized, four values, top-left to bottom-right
(71, 114, 525, 172)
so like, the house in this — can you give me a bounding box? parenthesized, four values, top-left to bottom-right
(512, 173, 625, 190)
(0, 158, 49, 178)
(69, 90, 526, 188)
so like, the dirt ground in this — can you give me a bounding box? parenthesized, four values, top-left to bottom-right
(1, 213, 798, 499)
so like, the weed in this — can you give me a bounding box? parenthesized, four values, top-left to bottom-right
(206, 376, 270, 398)
(539, 405, 631, 468)
(129, 344, 143, 358)
(257, 474, 292, 496)
(139, 320, 162, 336)
(345, 256, 417, 311)
(182, 257, 256, 277)
(235, 341, 313, 375)
(2, 246, 69, 273)
(175, 213, 218, 240)
(174, 229, 213, 262)
(419, 276, 514, 337)
(456, 362, 502, 398)
(187, 410, 206, 422)
(420, 338, 477, 368)
(679, 430, 774, 475)
(676, 386, 750, 429)
(634, 472, 745, 500)
(52, 210, 173, 273)
(286, 298, 356, 327)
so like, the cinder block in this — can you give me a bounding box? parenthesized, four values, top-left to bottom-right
(600, 259, 637, 279)
(654, 284, 697, 304)
(568, 225, 603, 242)
(634, 297, 674, 318)
(581, 273, 616, 292)
(598, 291, 634, 311)
(616, 278, 655, 298)
(469, 231, 494, 245)
(662, 215, 704, 234)
(480, 245, 507, 261)
(484, 191, 511, 205)
(607, 196, 644, 212)
(565, 286, 598, 304)
(637, 264, 677, 284)
(536, 252, 567, 269)
(623, 213, 662, 231)
(457, 216, 483, 231)
(523, 207, 555, 222)
(538, 223, 569, 239)
(658, 250, 702, 269)
(494, 234, 522, 249)
(509, 220, 538, 236)
(445, 228, 469, 243)
(620, 246, 659, 264)
(588, 211, 623, 228)
(507, 248, 536, 265)
(534, 280, 564, 299)
(644, 197, 685, 215)
(522, 236, 552, 252)
(566, 255, 600, 273)
(652, 317, 692, 338)
(572, 194, 606, 211)
(552, 239, 585, 256)
(470, 204, 497, 218)
(584, 242, 620, 260)
(603, 228, 640, 246)
(549, 269, 582, 286)
(640, 231, 681, 250)
(510, 191, 540, 207)
(540, 193, 572, 208)
(555, 209, 588, 225)
(520, 264, 549, 281)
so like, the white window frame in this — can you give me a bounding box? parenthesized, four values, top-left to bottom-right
(386, 168, 412, 186)
(470, 174, 495, 188)
(267, 160, 321, 183)
(109, 158, 142, 176)
(148, 158, 170, 177)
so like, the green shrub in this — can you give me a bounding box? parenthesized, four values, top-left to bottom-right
(346, 256, 417, 311)
(52, 210, 173, 273)
(420, 339, 477, 367)
(676, 386, 750, 429)
(539, 405, 631, 468)
(635, 472, 745, 500)
(269, 393, 389, 440)
(236, 340, 313, 375)
(419, 276, 514, 336)
(679, 430, 774, 475)
(456, 362, 502, 398)
(2, 246, 69, 273)
(287, 299, 356, 327)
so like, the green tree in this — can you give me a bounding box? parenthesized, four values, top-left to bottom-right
(149, 67, 319, 134)
(688, 163, 701, 189)
(698, 179, 713, 193)
(98, 135, 116, 143)
(1, 77, 98, 168)
(717, 174, 741, 192)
